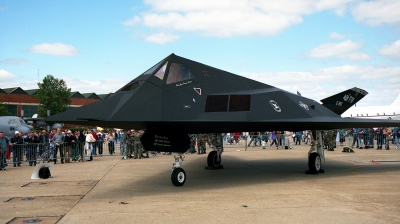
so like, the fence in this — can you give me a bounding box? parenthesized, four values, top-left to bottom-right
(222, 133, 398, 149)
(2, 141, 125, 166)
(1, 133, 398, 166)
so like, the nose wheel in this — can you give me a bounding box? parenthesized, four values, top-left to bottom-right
(171, 167, 186, 186)
(171, 153, 186, 186)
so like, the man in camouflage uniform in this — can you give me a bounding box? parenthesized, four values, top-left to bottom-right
(197, 134, 206, 154)
(140, 130, 149, 158)
(123, 130, 132, 159)
(132, 129, 143, 159)
(324, 129, 336, 151)
(188, 134, 197, 154)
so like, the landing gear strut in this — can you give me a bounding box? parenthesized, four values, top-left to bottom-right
(306, 130, 325, 174)
(171, 153, 186, 186)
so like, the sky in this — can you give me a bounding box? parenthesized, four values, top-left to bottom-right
(1, 0, 400, 106)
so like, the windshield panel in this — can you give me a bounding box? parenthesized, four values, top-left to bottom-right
(166, 63, 194, 84)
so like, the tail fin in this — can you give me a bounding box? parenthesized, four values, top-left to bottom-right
(389, 93, 400, 106)
(321, 87, 368, 115)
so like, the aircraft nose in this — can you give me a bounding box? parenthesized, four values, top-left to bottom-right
(19, 125, 33, 134)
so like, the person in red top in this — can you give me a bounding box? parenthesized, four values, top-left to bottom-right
(233, 132, 241, 145)
(91, 129, 98, 156)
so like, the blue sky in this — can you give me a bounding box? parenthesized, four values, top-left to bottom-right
(1, 0, 399, 106)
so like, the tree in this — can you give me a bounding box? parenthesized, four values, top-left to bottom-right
(0, 97, 11, 116)
(36, 74, 72, 117)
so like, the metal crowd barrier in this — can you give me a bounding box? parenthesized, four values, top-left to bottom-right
(222, 131, 398, 150)
(3, 140, 124, 166)
(2, 133, 397, 166)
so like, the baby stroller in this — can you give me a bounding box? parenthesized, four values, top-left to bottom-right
(41, 143, 54, 163)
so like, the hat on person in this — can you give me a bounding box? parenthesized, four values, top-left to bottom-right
(42, 130, 46, 133)
(15, 131, 20, 134)
(67, 130, 72, 134)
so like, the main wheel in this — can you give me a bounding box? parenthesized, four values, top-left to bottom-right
(171, 168, 186, 186)
(207, 151, 221, 168)
(308, 153, 321, 172)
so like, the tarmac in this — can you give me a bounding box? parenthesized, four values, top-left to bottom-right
(1, 143, 400, 224)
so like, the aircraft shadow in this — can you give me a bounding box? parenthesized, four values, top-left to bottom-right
(90, 152, 400, 199)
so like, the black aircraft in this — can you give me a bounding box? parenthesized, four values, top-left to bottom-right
(46, 53, 400, 186)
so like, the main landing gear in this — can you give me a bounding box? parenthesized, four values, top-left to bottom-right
(205, 133, 224, 170)
(306, 130, 325, 174)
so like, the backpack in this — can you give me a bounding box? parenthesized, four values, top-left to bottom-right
(38, 167, 51, 179)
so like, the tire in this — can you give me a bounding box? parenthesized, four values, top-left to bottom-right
(171, 168, 186, 186)
(207, 151, 221, 168)
(308, 153, 321, 172)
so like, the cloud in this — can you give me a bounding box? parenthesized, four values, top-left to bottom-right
(379, 39, 400, 59)
(308, 40, 370, 61)
(145, 33, 180, 44)
(125, 0, 355, 38)
(329, 32, 346, 39)
(122, 16, 141, 26)
(352, 0, 400, 26)
(62, 77, 127, 94)
(240, 64, 400, 106)
(0, 58, 31, 66)
(29, 43, 79, 56)
(0, 69, 15, 80)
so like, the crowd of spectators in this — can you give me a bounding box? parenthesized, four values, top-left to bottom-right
(222, 128, 400, 150)
(0, 127, 399, 171)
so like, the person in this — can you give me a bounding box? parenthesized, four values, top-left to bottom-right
(25, 132, 39, 166)
(113, 130, 118, 153)
(52, 128, 65, 164)
(197, 134, 206, 154)
(284, 131, 293, 149)
(376, 127, 383, 150)
(38, 130, 49, 157)
(324, 130, 336, 151)
(363, 128, 370, 149)
(124, 130, 132, 159)
(233, 132, 241, 145)
(395, 127, 400, 149)
(10, 131, 24, 167)
(368, 128, 375, 148)
(295, 131, 302, 145)
(64, 130, 77, 162)
(76, 130, 86, 161)
(91, 130, 98, 156)
(85, 129, 96, 161)
(338, 129, 346, 146)
(351, 128, 360, 148)
(132, 129, 143, 159)
(225, 133, 231, 145)
(269, 131, 278, 148)
(383, 127, 392, 150)
(358, 129, 364, 149)
(97, 132, 104, 156)
(118, 129, 125, 155)
(0, 132, 8, 170)
(188, 134, 197, 154)
(107, 131, 115, 155)
(260, 131, 268, 149)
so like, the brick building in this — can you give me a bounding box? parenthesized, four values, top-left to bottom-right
(0, 87, 111, 119)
